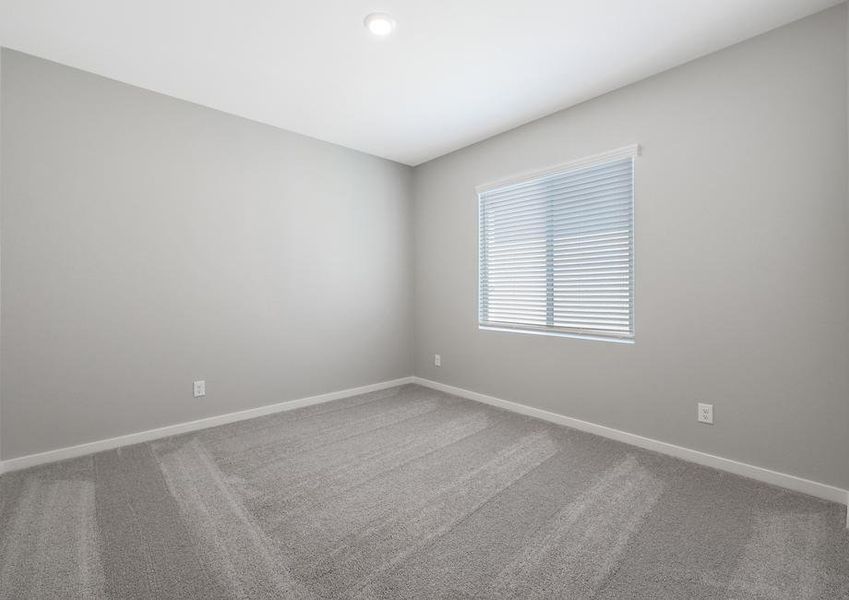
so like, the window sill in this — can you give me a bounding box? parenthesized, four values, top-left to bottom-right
(478, 325, 635, 345)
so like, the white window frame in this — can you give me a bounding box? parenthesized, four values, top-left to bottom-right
(476, 144, 639, 344)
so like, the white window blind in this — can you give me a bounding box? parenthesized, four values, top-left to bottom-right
(478, 146, 636, 341)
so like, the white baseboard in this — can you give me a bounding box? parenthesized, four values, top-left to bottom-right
(0, 376, 415, 475)
(3, 374, 845, 527)
(412, 377, 849, 507)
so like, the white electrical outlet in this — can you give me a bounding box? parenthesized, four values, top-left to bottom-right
(193, 380, 206, 398)
(434, 354, 441, 367)
(698, 402, 713, 424)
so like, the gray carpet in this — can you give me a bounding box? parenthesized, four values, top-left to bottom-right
(1, 384, 847, 599)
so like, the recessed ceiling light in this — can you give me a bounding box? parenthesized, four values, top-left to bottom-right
(364, 12, 396, 37)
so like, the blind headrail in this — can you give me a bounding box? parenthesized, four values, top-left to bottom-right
(476, 144, 640, 195)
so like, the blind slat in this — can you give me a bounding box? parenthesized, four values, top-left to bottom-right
(485, 189, 633, 220)
(481, 232, 629, 255)
(483, 215, 633, 241)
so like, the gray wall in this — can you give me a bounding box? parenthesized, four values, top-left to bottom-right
(0, 49, 414, 459)
(413, 6, 849, 489)
(0, 50, 4, 461)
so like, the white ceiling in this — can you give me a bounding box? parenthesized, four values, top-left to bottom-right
(0, 0, 840, 165)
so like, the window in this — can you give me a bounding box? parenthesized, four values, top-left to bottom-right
(478, 146, 636, 342)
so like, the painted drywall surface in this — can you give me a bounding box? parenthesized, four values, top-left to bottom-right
(0, 50, 3, 463)
(413, 6, 849, 489)
(846, 2, 849, 494)
(0, 49, 414, 459)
